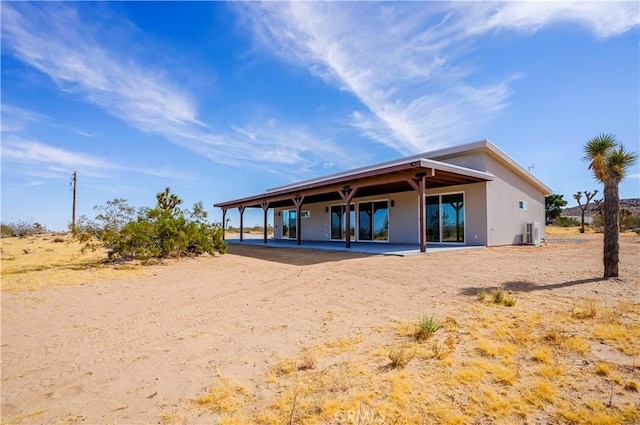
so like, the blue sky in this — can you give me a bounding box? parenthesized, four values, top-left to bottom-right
(1, 1, 639, 231)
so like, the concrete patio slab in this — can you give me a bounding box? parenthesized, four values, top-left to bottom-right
(224, 237, 485, 256)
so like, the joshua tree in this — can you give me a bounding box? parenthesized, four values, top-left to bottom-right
(573, 190, 598, 234)
(583, 133, 638, 278)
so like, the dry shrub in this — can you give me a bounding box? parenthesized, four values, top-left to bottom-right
(298, 345, 317, 371)
(388, 343, 416, 369)
(572, 299, 597, 319)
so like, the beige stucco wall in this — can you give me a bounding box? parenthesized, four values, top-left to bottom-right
(436, 151, 546, 246)
(387, 191, 419, 244)
(274, 202, 330, 240)
(484, 156, 546, 245)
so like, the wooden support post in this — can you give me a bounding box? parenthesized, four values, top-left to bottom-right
(408, 172, 428, 253)
(261, 201, 269, 244)
(238, 205, 246, 242)
(292, 195, 305, 245)
(222, 208, 227, 240)
(338, 185, 359, 248)
(417, 173, 426, 253)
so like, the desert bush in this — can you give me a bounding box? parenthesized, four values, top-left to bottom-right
(619, 209, 640, 231)
(415, 314, 442, 341)
(1, 221, 47, 237)
(73, 188, 226, 261)
(555, 216, 580, 227)
(1, 224, 13, 237)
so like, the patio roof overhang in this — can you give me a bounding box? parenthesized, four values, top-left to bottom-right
(214, 158, 494, 210)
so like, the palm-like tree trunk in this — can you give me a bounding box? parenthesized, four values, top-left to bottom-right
(602, 178, 620, 278)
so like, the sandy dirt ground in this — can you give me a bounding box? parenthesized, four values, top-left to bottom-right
(1, 232, 639, 424)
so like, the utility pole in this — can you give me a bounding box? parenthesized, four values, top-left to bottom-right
(70, 171, 77, 231)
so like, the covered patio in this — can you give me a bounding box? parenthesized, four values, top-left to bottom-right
(214, 156, 493, 253)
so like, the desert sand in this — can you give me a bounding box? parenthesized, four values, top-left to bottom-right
(1, 231, 639, 424)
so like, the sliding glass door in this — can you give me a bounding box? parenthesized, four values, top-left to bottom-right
(426, 196, 440, 242)
(330, 204, 355, 240)
(281, 210, 296, 239)
(425, 193, 464, 243)
(358, 200, 389, 241)
(442, 193, 464, 242)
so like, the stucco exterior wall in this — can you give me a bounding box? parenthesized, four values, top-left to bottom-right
(483, 156, 546, 245)
(273, 203, 330, 240)
(387, 191, 419, 244)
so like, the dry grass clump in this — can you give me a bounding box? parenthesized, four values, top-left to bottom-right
(194, 376, 252, 414)
(477, 288, 517, 306)
(297, 345, 317, 371)
(414, 314, 441, 341)
(388, 343, 416, 369)
(531, 345, 555, 365)
(572, 299, 598, 319)
(594, 361, 612, 377)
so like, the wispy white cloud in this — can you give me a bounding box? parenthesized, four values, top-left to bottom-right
(0, 104, 51, 133)
(1, 2, 357, 177)
(69, 127, 99, 138)
(1, 3, 200, 134)
(1, 136, 116, 170)
(0, 135, 196, 182)
(239, 2, 638, 154)
(0, 138, 115, 183)
(463, 1, 639, 39)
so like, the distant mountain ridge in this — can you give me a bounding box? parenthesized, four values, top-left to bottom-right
(563, 198, 640, 217)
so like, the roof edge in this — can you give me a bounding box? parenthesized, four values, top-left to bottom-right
(426, 139, 553, 195)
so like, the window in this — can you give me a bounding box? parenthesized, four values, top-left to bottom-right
(442, 193, 464, 242)
(330, 204, 355, 240)
(281, 210, 296, 239)
(358, 200, 389, 241)
(519, 200, 528, 210)
(426, 193, 465, 243)
(282, 210, 289, 238)
(426, 196, 440, 242)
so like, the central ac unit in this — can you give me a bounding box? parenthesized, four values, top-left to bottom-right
(524, 222, 541, 246)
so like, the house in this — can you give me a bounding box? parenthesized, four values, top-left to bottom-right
(214, 140, 552, 251)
